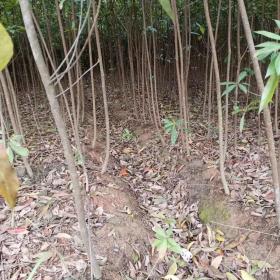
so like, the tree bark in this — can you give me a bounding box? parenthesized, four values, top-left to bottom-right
(204, 0, 230, 195)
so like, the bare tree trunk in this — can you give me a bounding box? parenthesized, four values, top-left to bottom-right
(224, 0, 232, 155)
(93, 0, 110, 174)
(237, 0, 280, 227)
(19, 0, 101, 277)
(204, 0, 230, 195)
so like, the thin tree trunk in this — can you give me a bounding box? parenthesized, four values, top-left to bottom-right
(19, 0, 101, 277)
(204, 0, 230, 195)
(224, 0, 232, 155)
(237, 0, 280, 226)
(93, 0, 110, 174)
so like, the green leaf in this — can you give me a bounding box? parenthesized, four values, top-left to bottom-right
(198, 24, 205, 35)
(256, 41, 280, 48)
(266, 59, 277, 78)
(233, 105, 241, 115)
(240, 270, 256, 280)
(274, 53, 280, 76)
(240, 114, 245, 133)
(274, 19, 280, 29)
(239, 84, 248, 94)
(170, 127, 178, 145)
(153, 239, 162, 248)
(222, 84, 236, 96)
(9, 140, 29, 157)
(220, 82, 236, 86)
(157, 239, 168, 259)
(159, 0, 175, 21)
(0, 23, 14, 71)
(256, 50, 273, 61)
(167, 238, 182, 254)
(11, 134, 24, 143)
(244, 67, 254, 76)
(154, 227, 167, 239)
(255, 30, 280, 41)
(259, 75, 279, 113)
(7, 146, 14, 163)
(255, 43, 280, 58)
(226, 272, 238, 280)
(238, 71, 248, 82)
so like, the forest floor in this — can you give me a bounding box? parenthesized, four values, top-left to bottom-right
(0, 80, 280, 280)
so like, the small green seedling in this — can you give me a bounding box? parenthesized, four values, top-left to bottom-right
(121, 128, 134, 142)
(152, 226, 182, 259)
(221, 68, 253, 97)
(163, 118, 188, 145)
(0, 134, 29, 163)
(232, 99, 259, 133)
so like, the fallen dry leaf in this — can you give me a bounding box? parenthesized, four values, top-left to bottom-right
(0, 144, 19, 208)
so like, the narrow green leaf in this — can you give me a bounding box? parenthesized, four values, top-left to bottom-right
(274, 53, 280, 76)
(7, 146, 14, 163)
(9, 140, 29, 157)
(159, 0, 175, 21)
(233, 105, 241, 115)
(265, 59, 277, 78)
(0, 23, 14, 71)
(256, 41, 280, 48)
(220, 82, 236, 86)
(274, 19, 280, 29)
(256, 50, 273, 61)
(171, 128, 178, 145)
(154, 227, 167, 239)
(167, 238, 182, 254)
(199, 24, 205, 35)
(255, 30, 280, 41)
(259, 75, 279, 113)
(238, 71, 248, 82)
(238, 84, 248, 94)
(222, 84, 236, 96)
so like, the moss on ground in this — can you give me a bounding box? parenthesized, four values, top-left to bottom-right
(199, 198, 230, 224)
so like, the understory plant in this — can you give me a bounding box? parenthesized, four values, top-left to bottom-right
(163, 118, 189, 145)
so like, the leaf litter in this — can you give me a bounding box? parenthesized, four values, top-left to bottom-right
(0, 84, 279, 279)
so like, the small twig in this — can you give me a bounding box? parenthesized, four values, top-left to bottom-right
(55, 60, 99, 98)
(210, 221, 280, 238)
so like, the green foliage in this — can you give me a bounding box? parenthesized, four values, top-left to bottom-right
(233, 99, 259, 133)
(152, 225, 182, 259)
(158, 0, 175, 21)
(163, 118, 188, 145)
(0, 134, 29, 163)
(0, 23, 13, 71)
(121, 128, 134, 142)
(221, 68, 253, 97)
(255, 21, 280, 112)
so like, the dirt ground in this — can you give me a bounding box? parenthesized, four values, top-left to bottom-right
(0, 86, 279, 279)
